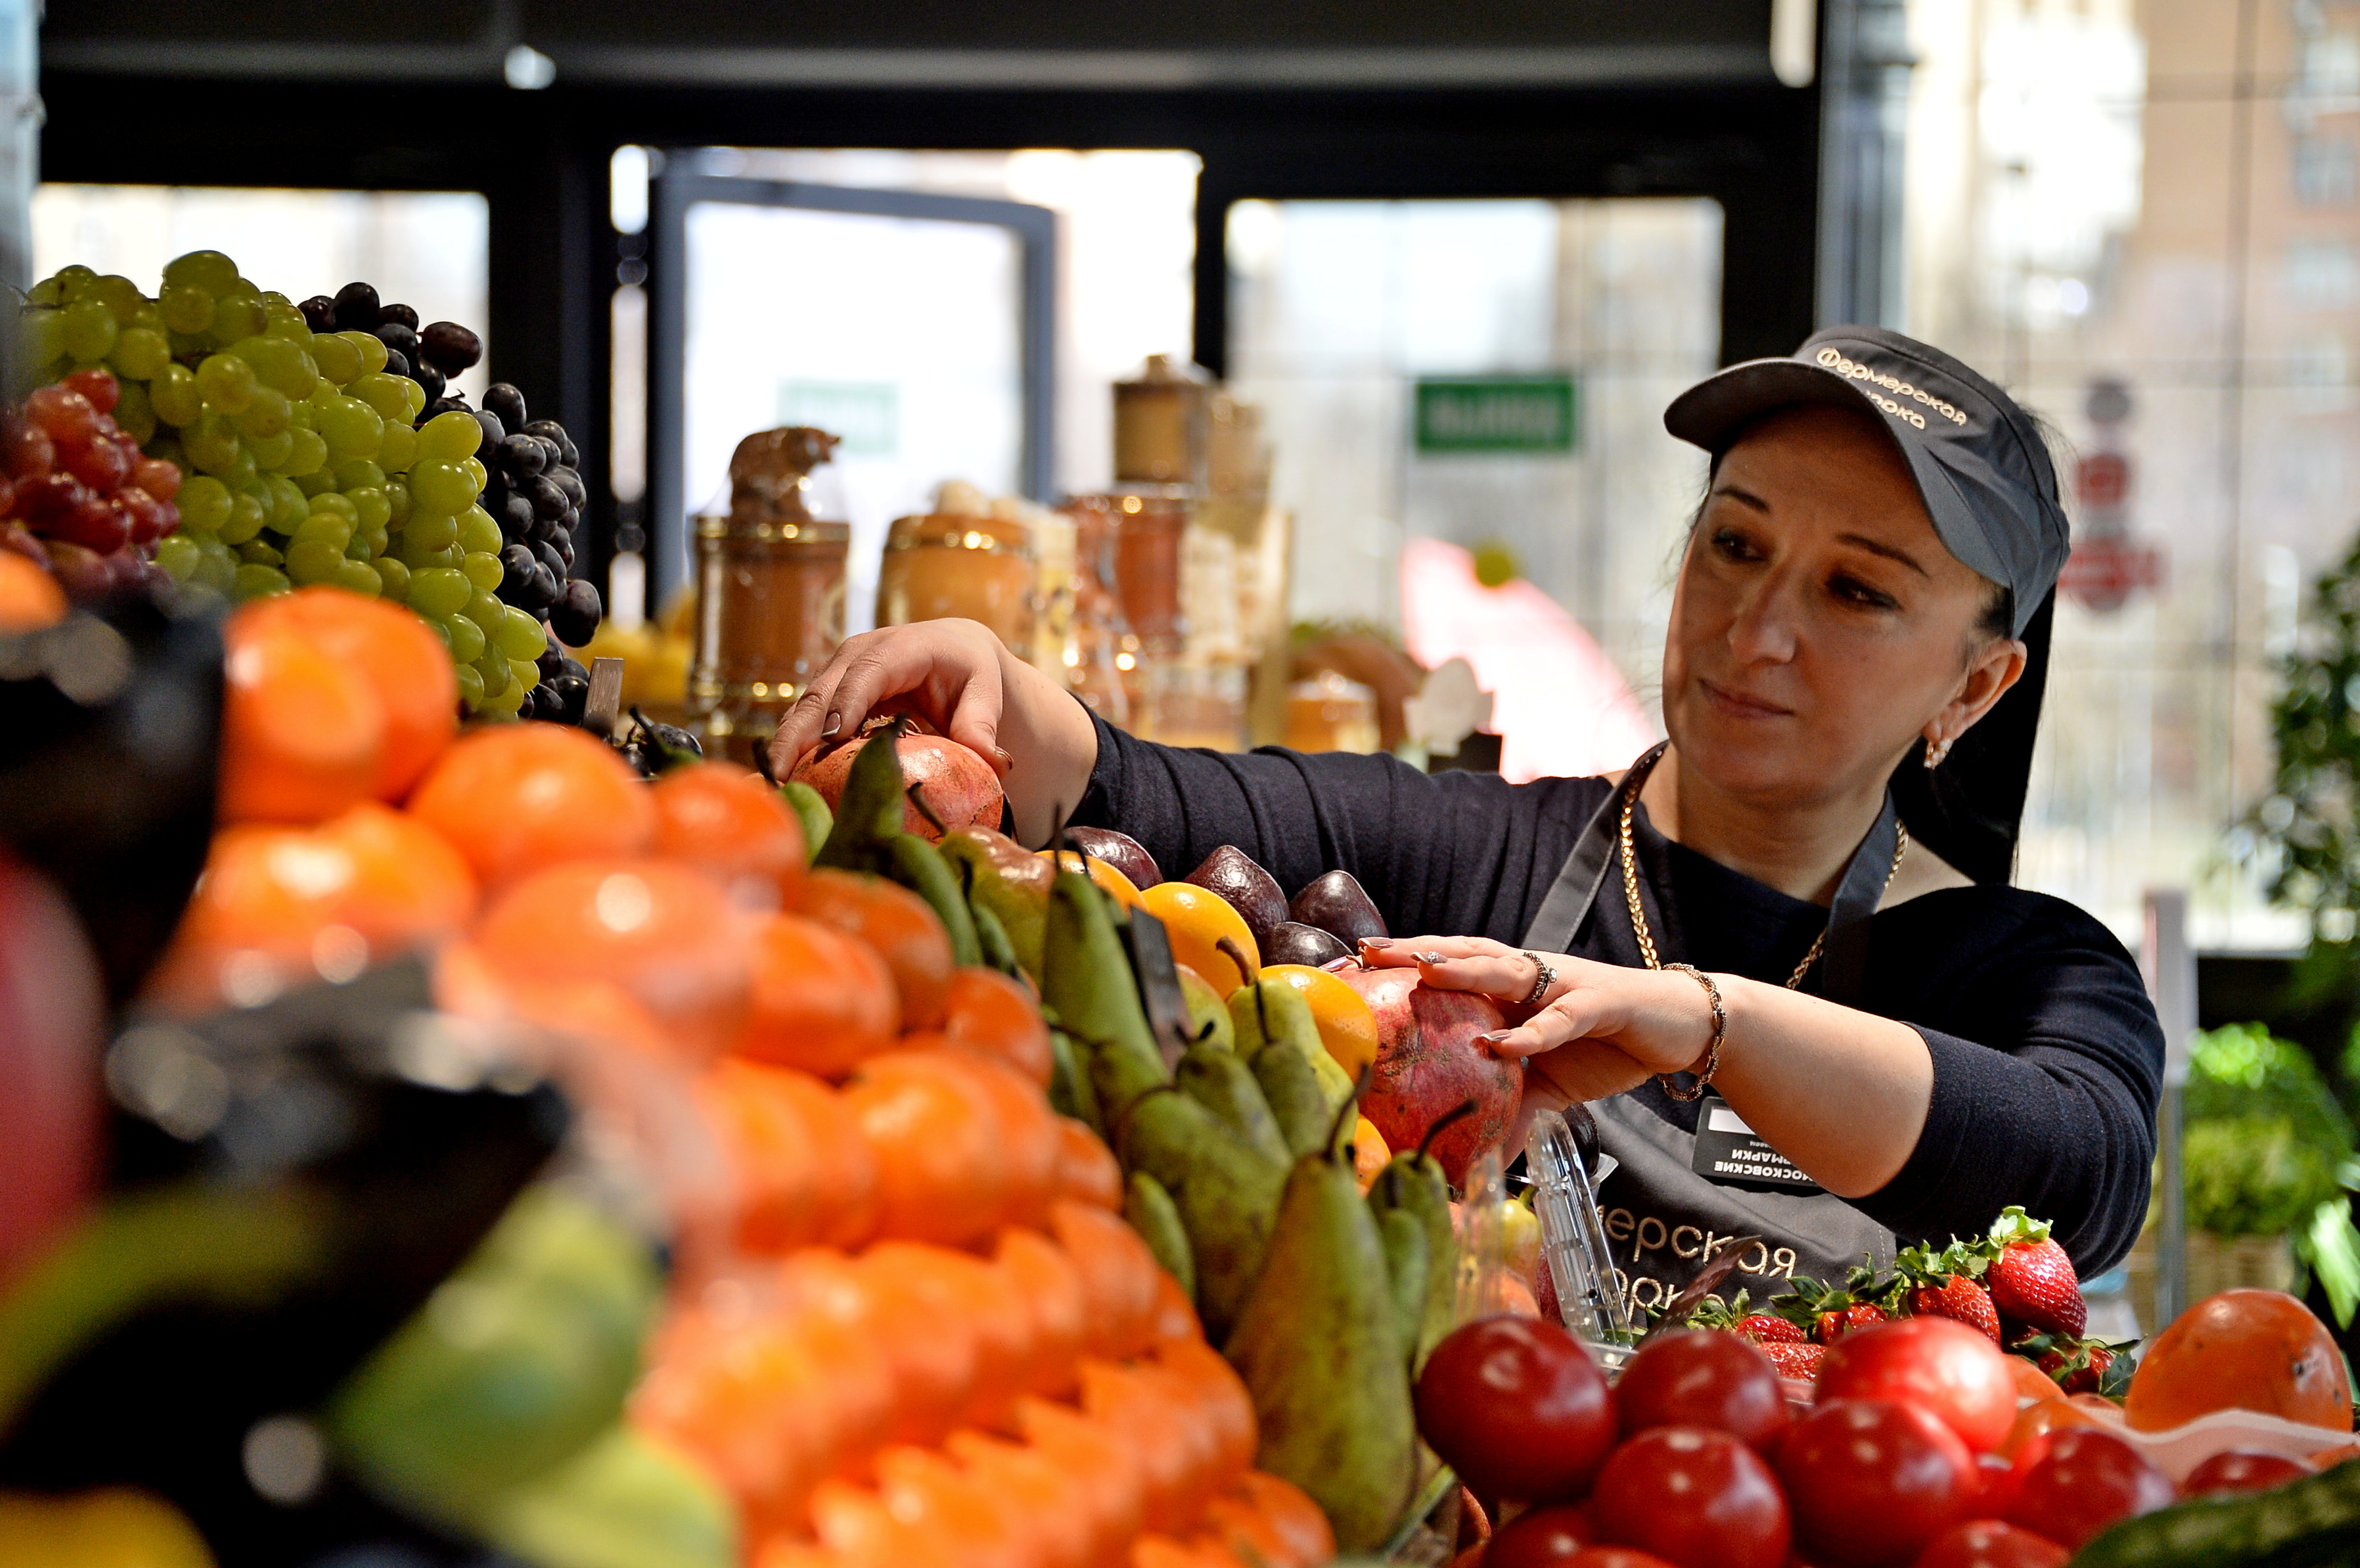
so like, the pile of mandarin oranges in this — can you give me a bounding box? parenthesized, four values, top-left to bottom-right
(149, 587, 1334, 1568)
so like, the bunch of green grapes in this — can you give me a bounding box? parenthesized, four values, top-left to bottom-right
(20, 250, 551, 718)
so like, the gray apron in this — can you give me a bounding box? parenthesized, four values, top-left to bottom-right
(1518, 744, 1900, 1318)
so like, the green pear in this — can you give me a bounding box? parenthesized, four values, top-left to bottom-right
(1045, 868, 1165, 1119)
(1117, 1086, 1287, 1341)
(1123, 1171, 1197, 1303)
(1177, 1042, 1292, 1166)
(1223, 1097, 1416, 1551)
(1177, 965, 1234, 1053)
(1366, 1101, 1475, 1369)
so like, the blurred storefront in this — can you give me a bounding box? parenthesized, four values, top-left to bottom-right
(1893, 0, 2355, 949)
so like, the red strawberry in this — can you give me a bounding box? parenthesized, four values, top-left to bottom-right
(1981, 1207, 2085, 1339)
(1761, 1341, 1825, 1382)
(1907, 1274, 2001, 1342)
(1736, 1313, 1806, 1345)
(2027, 1332, 2128, 1396)
(1894, 1240, 2004, 1343)
(1817, 1303, 1890, 1345)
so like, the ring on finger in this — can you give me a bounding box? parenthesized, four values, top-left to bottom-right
(1519, 953, 1557, 1007)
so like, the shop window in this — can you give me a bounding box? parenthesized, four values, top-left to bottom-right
(2285, 237, 2357, 310)
(31, 185, 491, 398)
(2294, 136, 2357, 207)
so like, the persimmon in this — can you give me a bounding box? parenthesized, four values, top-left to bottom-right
(1054, 1117, 1124, 1211)
(0, 550, 65, 631)
(841, 1049, 1011, 1248)
(1147, 1269, 1204, 1349)
(1155, 1338, 1258, 1486)
(1082, 1358, 1218, 1534)
(2126, 1289, 2353, 1433)
(863, 1242, 1038, 1434)
(873, 1444, 1033, 1568)
(1224, 1473, 1335, 1568)
(218, 618, 384, 824)
(779, 1303, 897, 1480)
(629, 1308, 842, 1538)
(781, 1248, 978, 1453)
(798, 868, 953, 1030)
(652, 760, 808, 910)
(941, 965, 1053, 1085)
(409, 722, 654, 889)
(994, 1226, 1087, 1402)
(760, 1069, 879, 1251)
(807, 1478, 957, 1568)
(734, 914, 899, 1080)
(473, 857, 750, 1062)
(238, 586, 456, 799)
(1016, 1396, 1147, 1567)
(900, 1039, 1057, 1230)
(947, 1430, 1096, 1568)
(1050, 1198, 1163, 1362)
(148, 803, 473, 1010)
(696, 1059, 821, 1255)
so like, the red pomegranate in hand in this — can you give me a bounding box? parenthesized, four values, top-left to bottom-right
(1331, 961, 1520, 1186)
(789, 726, 1004, 842)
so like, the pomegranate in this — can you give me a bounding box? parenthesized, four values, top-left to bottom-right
(1331, 961, 1521, 1186)
(790, 728, 1005, 843)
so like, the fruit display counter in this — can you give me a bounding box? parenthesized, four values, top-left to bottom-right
(3, 253, 2357, 1568)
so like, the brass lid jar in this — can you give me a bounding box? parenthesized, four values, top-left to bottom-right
(875, 511, 1036, 649)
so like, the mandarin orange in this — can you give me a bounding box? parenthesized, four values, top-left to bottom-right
(408, 722, 654, 888)
(872, 1445, 1032, 1568)
(1015, 1396, 1147, 1568)
(651, 760, 808, 909)
(1228, 1472, 1336, 1568)
(863, 1242, 1038, 1435)
(733, 913, 900, 1080)
(1137, 882, 1257, 993)
(796, 868, 954, 1030)
(767, 1068, 879, 1249)
(946, 1431, 1096, 1568)
(907, 1042, 1057, 1230)
(1082, 1358, 1214, 1534)
(1154, 1338, 1258, 1486)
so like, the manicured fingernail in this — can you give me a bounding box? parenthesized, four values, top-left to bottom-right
(993, 746, 1014, 772)
(1359, 937, 1392, 950)
(1417, 951, 1446, 965)
(821, 712, 842, 739)
(1475, 1031, 1509, 1046)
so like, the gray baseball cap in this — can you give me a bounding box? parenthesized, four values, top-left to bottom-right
(1663, 326, 2070, 637)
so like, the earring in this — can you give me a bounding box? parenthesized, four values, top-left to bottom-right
(1923, 735, 1953, 769)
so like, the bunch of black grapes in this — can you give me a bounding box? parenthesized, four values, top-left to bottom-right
(301, 282, 606, 726)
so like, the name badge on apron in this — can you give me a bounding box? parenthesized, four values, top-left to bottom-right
(1688, 1092, 1827, 1197)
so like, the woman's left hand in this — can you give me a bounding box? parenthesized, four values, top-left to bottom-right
(1360, 935, 1720, 1104)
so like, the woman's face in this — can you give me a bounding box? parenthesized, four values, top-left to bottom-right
(1660, 403, 2027, 809)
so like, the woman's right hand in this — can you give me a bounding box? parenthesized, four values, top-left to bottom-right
(764, 619, 1099, 845)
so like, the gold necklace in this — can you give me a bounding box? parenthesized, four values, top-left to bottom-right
(1617, 749, 1908, 991)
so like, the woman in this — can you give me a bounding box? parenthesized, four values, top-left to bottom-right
(770, 328, 2164, 1310)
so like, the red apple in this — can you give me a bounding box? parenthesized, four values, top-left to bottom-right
(789, 727, 1005, 842)
(0, 857, 102, 1288)
(1331, 961, 1520, 1186)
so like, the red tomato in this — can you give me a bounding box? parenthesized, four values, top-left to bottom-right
(1778, 1398, 1977, 1567)
(1569, 1551, 1683, 1568)
(2003, 1427, 2174, 1550)
(1484, 1502, 1597, 1567)
(1907, 1519, 2069, 1568)
(1817, 1317, 2018, 1454)
(1591, 1426, 1790, 1568)
(1415, 1316, 1615, 1502)
(2179, 1449, 2313, 1496)
(1615, 1329, 1791, 1449)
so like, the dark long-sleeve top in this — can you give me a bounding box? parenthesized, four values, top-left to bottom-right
(1073, 713, 2165, 1276)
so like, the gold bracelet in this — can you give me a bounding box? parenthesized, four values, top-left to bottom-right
(1657, 963, 1726, 1103)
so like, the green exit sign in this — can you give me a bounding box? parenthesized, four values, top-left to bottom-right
(1414, 375, 1578, 455)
